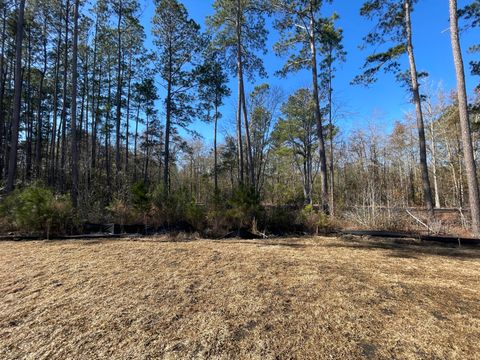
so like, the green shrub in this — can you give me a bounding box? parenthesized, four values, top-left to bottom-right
(131, 182, 150, 213)
(150, 185, 192, 227)
(299, 204, 332, 234)
(226, 186, 264, 230)
(205, 192, 230, 237)
(107, 198, 135, 225)
(1, 184, 74, 237)
(185, 201, 206, 231)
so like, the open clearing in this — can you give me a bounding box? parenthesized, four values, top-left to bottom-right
(1, 236, 479, 359)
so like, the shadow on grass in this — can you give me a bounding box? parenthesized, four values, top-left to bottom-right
(325, 237, 480, 260)
(218, 236, 480, 259)
(221, 240, 309, 249)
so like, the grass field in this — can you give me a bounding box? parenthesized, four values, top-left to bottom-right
(0, 236, 479, 359)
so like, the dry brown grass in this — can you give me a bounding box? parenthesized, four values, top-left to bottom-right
(1, 236, 479, 360)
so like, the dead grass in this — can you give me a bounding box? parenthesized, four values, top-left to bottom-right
(0, 236, 479, 359)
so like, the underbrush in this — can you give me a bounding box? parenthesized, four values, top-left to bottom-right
(0, 183, 77, 237)
(0, 183, 336, 237)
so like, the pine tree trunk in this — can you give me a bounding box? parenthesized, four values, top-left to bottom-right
(240, 83, 255, 189)
(328, 49, 335, 216)
(235, 1, 244, 185)
(90, 17, 99, 173)
(214, 103, 219, 192)
(144, 111, 150, 184)
(25, 28, 33, 181)
(428, 117, 441, 208)
(106, 62, 112, 192)
(449, 0, 480, 235)
(115, 0, 123, 175)
(309, 2, 329, 214)
(0, 5, 7, 177)
(163, 79, 171, 191)
(134, 102, 140, 181)
(35, 21, 48, 179)
(70, 0, 80, 207)
(59, 0, 70, 191)
(125, 53, 132, 174)
(48, 26, 62, 186)
(404, 0, 434, 218)
(6, 0, 26, 193)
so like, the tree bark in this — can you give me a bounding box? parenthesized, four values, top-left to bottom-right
(59, 0, 70, 191)
(449, 0, 480, 235)
(90, 16, 99, 173)
(235, 0, 244, 185)
(25, 27, 32, 181)
(163, 35, 173, 192)
(404, 0, 434, 218)
(240, 83, 255, 189)
(327, 46, 335, 215)
(35, 20, 48, 179)
(125, 53, 132, 173)
(309, 1, 329, 214)
(70, 0, 80, 207)
(48, 25, 62, 186)
(214, 103, 219, 192)
(0, 4, 7, 177)
(6, 0, 26, 193)
(115, 0, 123, 175)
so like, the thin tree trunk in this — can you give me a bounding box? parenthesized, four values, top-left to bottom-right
(309, 2, 329, 214)
(125, 53, 132, 173)
(59, 0, 70, 191)
(70, 0, 80, 207)
(6, 0, 26, 193)
(327, 47, 335, 215)
(163, 35, 173, 192)
(164, 81, 171, 191)
(235, 0, 244, 185)
(240, 83, 255, 189)
(134, 102, 140, 181)
(90, 16, 99, 173)
(115, 0, 123, 175)
(0, 4, 7, 177)
(428, 115, 441, 208)
(25, 27, 32, 181)
(49, 25, 62, 185)
(35, 20, 48, 179)
(214, 103, 219, 192)
(3, 55, 14, 179)
(105, 62, 112, 191)
(144, 111, 150, 184)
(449, 0, 480, 235)
(92, 63, 101, 173)
(404, 0, 434, 218)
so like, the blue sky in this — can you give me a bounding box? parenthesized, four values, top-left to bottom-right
(139, 0, 480, 142)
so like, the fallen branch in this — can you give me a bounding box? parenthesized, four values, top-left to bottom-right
(405, 209, 433, 233)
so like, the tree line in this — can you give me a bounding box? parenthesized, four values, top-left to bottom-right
(1, 0, 480, 236)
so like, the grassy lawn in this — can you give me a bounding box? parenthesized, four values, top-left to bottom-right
(0, 236, 479, 359)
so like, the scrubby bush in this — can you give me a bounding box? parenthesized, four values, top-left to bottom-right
(107, 198, 135, 225)
(226, 186, 264, 230)
(265, 206, 303, 234)
(205, 192, 231, 237)
(0, 184, 74, 237)
(298, 204, 333, 234)
(129, 181, 151, 224)
(150, 185, 195, 229)
(131, 182, 150, 213)
(185, 201, 206, 232)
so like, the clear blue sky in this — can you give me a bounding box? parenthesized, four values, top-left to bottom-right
(139, 0, 480, 142)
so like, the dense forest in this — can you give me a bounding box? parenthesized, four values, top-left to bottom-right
(1, 0, 480, 237)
